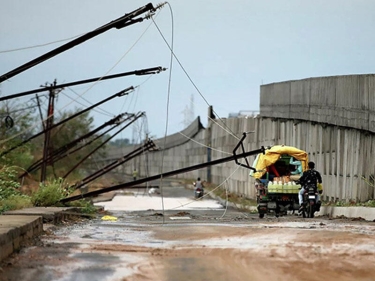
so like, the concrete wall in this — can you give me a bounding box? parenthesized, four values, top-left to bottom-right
(260, 74, 375, 132)
(99, 74, 375, 203)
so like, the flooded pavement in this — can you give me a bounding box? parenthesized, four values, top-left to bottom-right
(1, 184, 375, 281)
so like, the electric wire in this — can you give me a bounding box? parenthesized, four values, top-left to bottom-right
(0, 33, 85, 54)
(0, 13, 156, 146)
(155, 2, 174, 224)
(167, 163, 242, 215)
(208, 116, 241, 141)
(118, 73, 154, 117)
(150, 3, 245, 220)
(178, 131, 231, 155)
(151, 18, 240, 141)
(62, 88, 113, 117)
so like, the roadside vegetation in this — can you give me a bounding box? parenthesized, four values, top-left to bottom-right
(0, 101, 106, 215)
(0, 166, 97, 214)
(324, 199, 375, 208)
(321, 175, 375, 207)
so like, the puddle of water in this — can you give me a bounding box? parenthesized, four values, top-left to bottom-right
(52, 249, 147, 281)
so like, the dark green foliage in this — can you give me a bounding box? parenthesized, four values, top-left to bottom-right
(31, 178, 72, 207)
(0, 165, 32, 213)
(109, 138, 131, 147)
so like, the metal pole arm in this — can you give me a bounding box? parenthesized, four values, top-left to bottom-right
(0, 3, 157, 83)
(0, 67, 166, 102)
(0, 87, 133, 157)
(60, 144, 265, 203)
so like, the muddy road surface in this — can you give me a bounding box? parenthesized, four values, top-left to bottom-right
(1, 184, 375, 281)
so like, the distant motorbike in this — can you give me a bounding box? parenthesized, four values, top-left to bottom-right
(301, 185, 319, 218)
(193, 182, 204, 198)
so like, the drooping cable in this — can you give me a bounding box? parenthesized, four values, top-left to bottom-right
(178, 131, 231, 155)
(0, 14, 157, 147)
(167, 163, 242, 218)
(152, 2, 174, 224)
(0, 33, 84, 54)
(151, 17, 239, 141)
(63, 88, 113, 117)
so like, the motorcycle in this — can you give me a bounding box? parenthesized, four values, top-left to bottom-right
(301, 185, 320, 218)
(193, 182, 204, 199)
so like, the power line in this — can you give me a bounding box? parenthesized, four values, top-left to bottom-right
(151, 12, 240, 141)
(0, 33, 85, 54)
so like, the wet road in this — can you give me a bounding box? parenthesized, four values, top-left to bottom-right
(1, 184, 375, 281)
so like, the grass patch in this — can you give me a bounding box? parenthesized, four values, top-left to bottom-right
(324, 199, 375, 207)
(31, 178, 72, 207)
(67, 199, 98, 214)
(0, 194, 32, 213)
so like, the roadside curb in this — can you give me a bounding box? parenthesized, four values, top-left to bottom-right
(0, 215, 43, 262)
(0, 207, 88, 263)
(318, 206, 375, 221)
(208, 191, 375, 221)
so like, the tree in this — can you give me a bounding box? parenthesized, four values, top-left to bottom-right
(109, 138, 131, 147)
(44, 108, 106, 180)
(0, 99, 35, 168)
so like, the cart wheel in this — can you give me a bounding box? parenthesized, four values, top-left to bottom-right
(259, 213, 264, 219)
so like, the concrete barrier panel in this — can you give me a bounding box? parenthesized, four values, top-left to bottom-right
(0, 215, 43, 262)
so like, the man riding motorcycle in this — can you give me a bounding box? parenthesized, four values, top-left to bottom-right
(298, 161, 323, 213)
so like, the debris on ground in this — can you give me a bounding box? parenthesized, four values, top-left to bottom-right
(101, 215, 118, 221)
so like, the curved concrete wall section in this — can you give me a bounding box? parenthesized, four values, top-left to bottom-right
(104, 117, 204, 161)
(260, 74, 375, 132)
(153, 116, 204, 150)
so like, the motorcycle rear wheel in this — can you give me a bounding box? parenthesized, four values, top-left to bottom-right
(307, 204, 314, 218)
(310, 206, 314, 218)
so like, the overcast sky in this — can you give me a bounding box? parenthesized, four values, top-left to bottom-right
(1, 0, 374, 142)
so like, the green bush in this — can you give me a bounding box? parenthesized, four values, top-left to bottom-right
(68, 199, 97, 214)
(0, 195, 32, 213)
(0, 165, 21, 195)
(31, 178, 71, 207)
(0, 165, 32, 213)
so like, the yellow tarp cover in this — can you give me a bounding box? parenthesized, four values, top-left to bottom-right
(250, 145, 308, 179)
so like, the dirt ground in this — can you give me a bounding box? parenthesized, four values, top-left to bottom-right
(1, 183, 375, 281)
(1, 213, 375, 281)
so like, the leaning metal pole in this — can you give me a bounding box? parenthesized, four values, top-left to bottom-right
(62, 112, 145, 179)
(73, 139, 156, 190)
(21, 113, 131, 177)
(0, 87, 133, 157)
(60, 133, 266, 203)
(0, 3, 157, 83)
(0, 67, 165, 102)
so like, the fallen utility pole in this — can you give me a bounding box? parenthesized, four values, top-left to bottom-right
(73, 138, 156, 190)
(0, 67, 165, 102)
(62, 111, 145, 179)
(0, 87, 133, 157)
(60, 133, 267, 203)
(20, 113, 133, 178)
(0, 3, 163, 83)
(51, 115, 134, 174)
